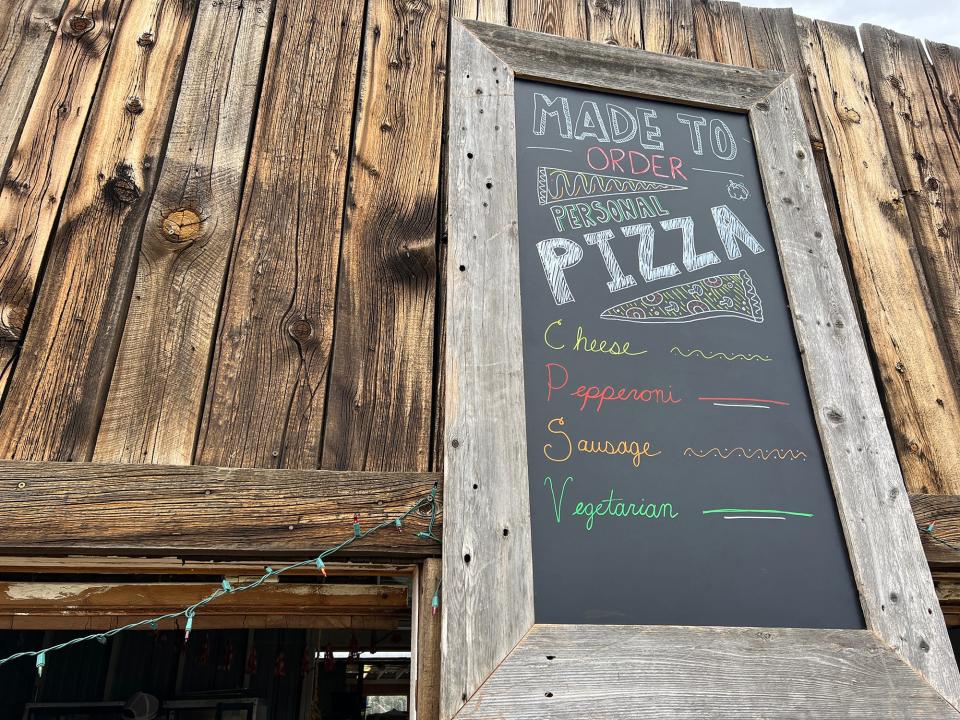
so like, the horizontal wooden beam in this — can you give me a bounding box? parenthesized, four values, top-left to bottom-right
(0, 461, 442, 557)
(456, 625, 959, 719)
(0, 556, 415, 577)
(911, 493, 960, 566)
(0, 581, 406, 616)
(0, 614, 403, 631)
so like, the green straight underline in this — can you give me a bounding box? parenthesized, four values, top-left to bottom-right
(702, 509, 814, 518)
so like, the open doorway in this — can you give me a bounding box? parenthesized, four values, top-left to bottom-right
(0, 561, 416, 720)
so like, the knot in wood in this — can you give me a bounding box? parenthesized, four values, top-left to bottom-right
(66, 15, 95, 37)
(840, 107, 861, 124)
(161, 208, 202, 245)
(125, 96, 144, 115)
(0, 303, 27, 341)
(137, 32, 155, 47)
(288, 319, 313, 342)
(105, 165, 141, 205)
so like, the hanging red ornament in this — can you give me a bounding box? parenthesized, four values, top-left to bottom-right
(274, 651, 287, 678)
(222, 640, 235, 671)
(323, 645, 334, 672)
(246, 647, 258, 674)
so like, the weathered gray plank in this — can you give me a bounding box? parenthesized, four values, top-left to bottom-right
(94, 0, 271, 464)
(0, 0, 64, 178)
(750, 75, 960, 708)
(0, 460, 441, 557)
(456, 625, 960, 719)
(442, 20, 535, 720)
(460, 19, 783, 111)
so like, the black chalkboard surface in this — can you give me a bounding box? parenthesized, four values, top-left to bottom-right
(515, 78, 864, 629)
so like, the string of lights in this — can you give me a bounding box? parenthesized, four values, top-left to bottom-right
(0, 484, 440, 677)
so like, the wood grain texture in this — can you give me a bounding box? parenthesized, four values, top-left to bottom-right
(745, 9, 864, 340)
(320, 0, 446, 473)
(0, 581, 408, 615)
(642, 0, 695, 57)
(511, 0, 586, 37)
(0, 0, 196, 461)
(0, 0, 64, 176)
(0, 0, 122, 395)
(741, 6, 820, 143)
(750, 75, 960, 708)
(0, 613, 404, 631)
(692, 0, 750, 66)
(861, 25, 960, 385)
(586, 0, 641, 47)
(451, 0, 506, 23)
(416, 558, 442, 720)
(456, 625, 960, 719)
(442, 22, 534, 720)
(195, 0, 363, 469)
(927, 41, 960, 139)
(94, 0, 271, 464)
(0, 460, 442, 556)
(912, 493, 960, 567)
(460, 20, 783, 111)
(800, 19, 960, 495)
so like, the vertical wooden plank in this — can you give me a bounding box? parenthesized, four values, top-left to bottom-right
(586, 0, 642, 48)
(641, 0, 695, 57)
(691, 0, 750, 66)
(862, 25, 960, 383)
(801, 19, 960, 495)
(442, 22, 534, 720)
(750, 73, 960, 712)
(511, 0, 587, 37)
(416, 558, 441, 720)
(0, 0, 122, 396)
(745, 8, 863, 331)
(0, 0, 65, 177)
(194, 0, 364, 470)
(93, 0, 272, 464)
(319, 0, 447, 473)
(452, 0, 506, 23)
(0, 0, 196, 461)
(742, 6, 820, 142)
(927, 41, 960, 139)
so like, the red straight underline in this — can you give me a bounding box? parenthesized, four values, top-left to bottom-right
(698, 396, 790, 406)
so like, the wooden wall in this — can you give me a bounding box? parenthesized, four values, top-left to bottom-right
(0, 3, 959, 524)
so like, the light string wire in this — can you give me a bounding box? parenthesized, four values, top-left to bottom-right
(921, 521, 960, 553)
(0, 484, 440, 675)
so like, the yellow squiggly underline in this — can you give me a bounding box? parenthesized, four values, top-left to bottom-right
(670, 346, 772, 362)
(683, 447, 807, 461)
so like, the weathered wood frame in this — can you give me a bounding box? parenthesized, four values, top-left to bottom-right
(443, 20, 960, 719)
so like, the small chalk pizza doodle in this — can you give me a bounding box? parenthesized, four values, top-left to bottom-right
(600, 269, 764, 324)
(537, 166, 687, 204)
(727, 179, 749, 201)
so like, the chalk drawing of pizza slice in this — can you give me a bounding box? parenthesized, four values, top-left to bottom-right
(600, 269, 764, 324)
(537, 166, 687, 205)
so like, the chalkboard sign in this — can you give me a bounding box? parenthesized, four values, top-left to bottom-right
(515, 79, 864, 628)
